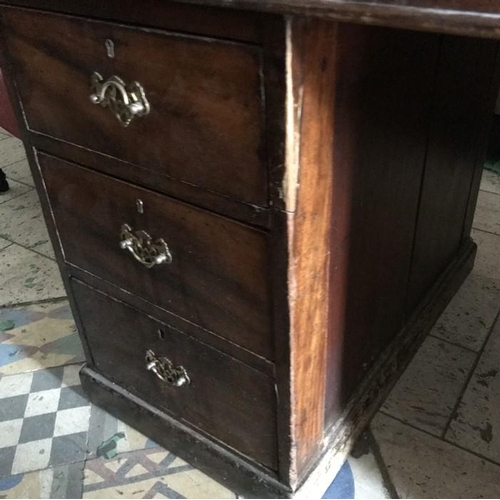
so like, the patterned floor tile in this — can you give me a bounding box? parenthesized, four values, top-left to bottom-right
(323, 433, 390, 499)
(4, 159, 35, 187)
(430, 272, 500, 351)
(473, 190, 500, 236)
(480, 170, 500, 195)
(348, 441, 391, 499)
(0, 189, 53, 258)
(323, 461, 357, 499)
(446, 317, 500, 463)
(472, 229, 500, 282)
(48, 461, 85, 498)
(0, 371, 33, 397)
(372, 412, 500, 498)
(0, 461, 84, 499)
(0, 365, 90, 478)
(0, 301, 84, 375)
(87, 405, 158, 461)
(381, 336, 475, 436)
(83, 448, 235, 499)
(0, 179, 32, 205)
(0, 137, 26, 169)
(0, 244, 65, 306)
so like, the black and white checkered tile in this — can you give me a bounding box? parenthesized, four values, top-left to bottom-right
(0, 364, 90, 478)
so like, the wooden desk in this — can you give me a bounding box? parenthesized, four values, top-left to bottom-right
(1, 1, 498, 496)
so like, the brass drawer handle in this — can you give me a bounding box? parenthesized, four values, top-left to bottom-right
(120, 223, 172, 268)
(90, 72, 150, 127)
(145, 349, 190, 387)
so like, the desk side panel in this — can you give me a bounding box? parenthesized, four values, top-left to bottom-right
(407, 36, 500, 311)
(325, 23, 441, 424)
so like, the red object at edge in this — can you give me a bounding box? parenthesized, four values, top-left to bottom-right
(0, 70, 20, 138)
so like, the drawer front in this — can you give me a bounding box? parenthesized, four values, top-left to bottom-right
(72, 279, 278, 470)
(4, 8, 267, 206)
(41, 154, 273, 360)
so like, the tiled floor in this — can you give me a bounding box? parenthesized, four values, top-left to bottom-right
(0, 128, 499, 499)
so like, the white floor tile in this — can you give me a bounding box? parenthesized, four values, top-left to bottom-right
(431, 272, 500, 351)
(0, 136, 26, 168)
(372, 413, 500, 498)
(480, 169, 500, 195)
(32, 239, 56, 260)
(0, 243, 65, 306)
(4, 158, 35, 187)
(0, 238, 11, 251)
(349, 445, 390, 498)
(54, 406, 91, 437)
(0, 179, 32, 205)
(0, 190, 52, 257)
(473, 190, 500, 236)
(0, 371, 34, 398)
(471, 229, 500, 282)
(381, 336, 475, 436)
(11, 438, 52, 475)
(0, 419, 23, 448)
(446, 317, 500, 463)
(25, 388, 62, 417)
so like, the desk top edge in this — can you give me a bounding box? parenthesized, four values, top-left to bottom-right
(2, 0, 500, 39)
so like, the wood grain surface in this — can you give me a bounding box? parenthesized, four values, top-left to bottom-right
(40, 154, 274, 360)
(2, 1, 498, 495)
(4, 8, 267, 206)
(274, 18, 338, 485)
(407, 36, 500, 310)
(324, 25, 442, 423)
(73, 279, 278, 470)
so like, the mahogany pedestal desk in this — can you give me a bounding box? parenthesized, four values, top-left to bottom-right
(1, 1, 499, 497)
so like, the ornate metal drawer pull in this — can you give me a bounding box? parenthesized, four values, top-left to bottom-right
(120, 223, 172, 268)
(90, 72, 150, 127)
(145, 350, 190, 387)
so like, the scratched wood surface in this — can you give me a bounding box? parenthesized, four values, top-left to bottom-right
(274, 18, 338, 485)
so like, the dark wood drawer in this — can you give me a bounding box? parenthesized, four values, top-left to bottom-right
(72, 279, 278, 470)
(4, 8, 267, 206)
(40, 153, 273, 360)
